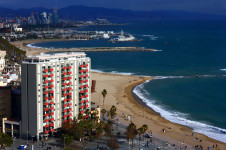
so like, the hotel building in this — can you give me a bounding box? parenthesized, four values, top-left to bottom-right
(21, 52, 91, 140)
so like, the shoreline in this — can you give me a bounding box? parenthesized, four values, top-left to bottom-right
(91, 72, 226, 150)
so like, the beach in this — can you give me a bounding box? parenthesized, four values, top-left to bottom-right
(91, 72, 226, 149)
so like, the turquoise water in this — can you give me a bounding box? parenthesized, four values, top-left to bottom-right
(32, 21, 226, 142)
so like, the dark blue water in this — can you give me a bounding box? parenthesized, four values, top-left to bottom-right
(32, 21, 226, 142)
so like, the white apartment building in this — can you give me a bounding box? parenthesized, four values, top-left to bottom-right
(0, 50, 6, 71)
(21, 52, 91, 141)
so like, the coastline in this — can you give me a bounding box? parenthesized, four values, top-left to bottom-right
(91, 72, 226, 150)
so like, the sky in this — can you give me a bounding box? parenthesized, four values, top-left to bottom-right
(1, 0, 226, 15)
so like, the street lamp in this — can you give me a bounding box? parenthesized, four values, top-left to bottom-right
(63, 136, 66, 148)
(27, 131, 29, 143)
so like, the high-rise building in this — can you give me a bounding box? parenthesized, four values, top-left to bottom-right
(21, 52, 91, 141)
(52, 8, 59, 24)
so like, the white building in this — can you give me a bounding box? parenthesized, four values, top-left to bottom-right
(0, 50, 6, 72)
(21, 52, 91, 141)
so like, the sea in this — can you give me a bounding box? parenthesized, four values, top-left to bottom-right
(30, 21, 226, 142)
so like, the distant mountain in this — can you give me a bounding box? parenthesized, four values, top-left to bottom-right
(0, 5, 226, 21)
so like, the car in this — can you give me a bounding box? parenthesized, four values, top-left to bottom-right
(144, 134, 151, 138)
(17, 145, 27, 149)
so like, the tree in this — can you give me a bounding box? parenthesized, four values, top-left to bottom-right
(92, 109, 100, 124)
(62, 134, 73, 145)
(107, 105, 117, 120)
(101, 108, 107, 120)
(107, 136, 120, 150)
(137, 128, 144, 150)
(141, 124, 148, 139)
(0, 132, 13, 147)
(101, 89, 107, 106)
(125, 122, 138, 149)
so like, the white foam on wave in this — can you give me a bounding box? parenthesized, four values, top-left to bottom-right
(91, 69, 104, 73)
(133, 77, 226, 143)
(26, 43, 44, 49)
(110, 71, 134, 75)
(220, 68, 226, 71)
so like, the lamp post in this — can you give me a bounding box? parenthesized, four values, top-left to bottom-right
(63, 136, 66, 148)
(27, 131, 29, 144)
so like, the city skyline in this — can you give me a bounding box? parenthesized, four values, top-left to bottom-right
(0, 0, 226, 15)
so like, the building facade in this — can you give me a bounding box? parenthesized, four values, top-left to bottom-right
(21, 52, 91, 141)
(0, 86, 11, 128)
(0, 50, 6, 72)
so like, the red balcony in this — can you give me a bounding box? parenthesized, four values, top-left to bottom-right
(50, 101, 54, 105)
(50, 107, 54, 110)
(81, 75, 84, 78)
(86, 105, 89, 108)
(80, 70, 84, 73)
(85, 85, 88, 88)
(50, 123, 54, 126)
(85, 95, 88, 98)
(45, 86, 48, 89)
(63, 94, 67, 97)
(68, 72, 72, 75)
(44, 97, 48, 100)
(68, 98, 72, 101)
(45, 108, 49, 111)
(68, 93, 72, 96)
(63, 104, 67, 107)
(85, 90, 88, 93)
(81, 111, 84, 114)
(80, 80, 84, 83)
(49, 74, 54, 77)
(69, 114, 72, 117)
(50, 112, 54, 116)
(63, 109, 67, 112)
(81, 106, 84, 109)
(63, 72, 67, 75)
(63, 83, 67, 86)
(68, 103, 72, 106)
(45, 114, 49, 117)
(85, 74, 88, 78)
(49, 68, 54, 72)
(68, 66, 72, 69)
(69, 108, 72, 111)
(80, 101, 84, 104)
(85, 80, 88, 82)
(80, 65, 84, 68)
(45, 125, 49, 128)
(50, 96, 54, 99)
(63, 120, 67, 123)
(80, 96, 84, 99)
(80, 86, 84, 89)
(63, 88, 67, 91)
(85, 64, 88, 67)
(50, 118, 54, 121)
(64, 115, 67, 118)
(50, 129, 54, 132)
(63, 67, 67, 70)
(45, 130, 49, 134)
(45, 103, 49, 106)
(44, 80, 48, 84)
(85, 70, 88, 72)
(44, 91, 48, 95)
(63, 77, 67, 80)
(50, 80, 54, 83)
(68, 87, 72, 90)
(68, 82, 72, 85)
(44, 69, 48, 72)
(80, 91, 84, 93)
(45, 119, 49, 122)
(50, 90, 54, 94)
(50, 85, 54, 88)
(85, 100, 88, 103)
(44, 75, 48, 78)
(68, 77, 72, 80)
(63, 99, 67, 102)
(68, 119, 72, 122)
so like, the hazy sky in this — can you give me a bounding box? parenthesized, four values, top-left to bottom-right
(1, 0, 226, 15)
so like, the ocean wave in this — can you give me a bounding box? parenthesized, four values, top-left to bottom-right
(110, 71, 134, 75)
(220, 68, 226, 71)
(26, 43, 43, 49)
(133, 78, 226, 143)
(91, 69, 104, 73)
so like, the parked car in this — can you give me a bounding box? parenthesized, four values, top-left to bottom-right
(17, 145, 27, 149)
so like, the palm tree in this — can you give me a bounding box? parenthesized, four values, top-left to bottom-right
(101, 89, 107, 106)
(107, 105, 117, 120)
(142, 124, 148, 140)
(125, 122, 138, 149)
(101, 108, 107, 120)
(137, 128, 144, 150)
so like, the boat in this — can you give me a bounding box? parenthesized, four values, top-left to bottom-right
(109, 30, 135, 42)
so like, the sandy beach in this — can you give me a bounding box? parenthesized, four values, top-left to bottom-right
(91, 72, 226, 150)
